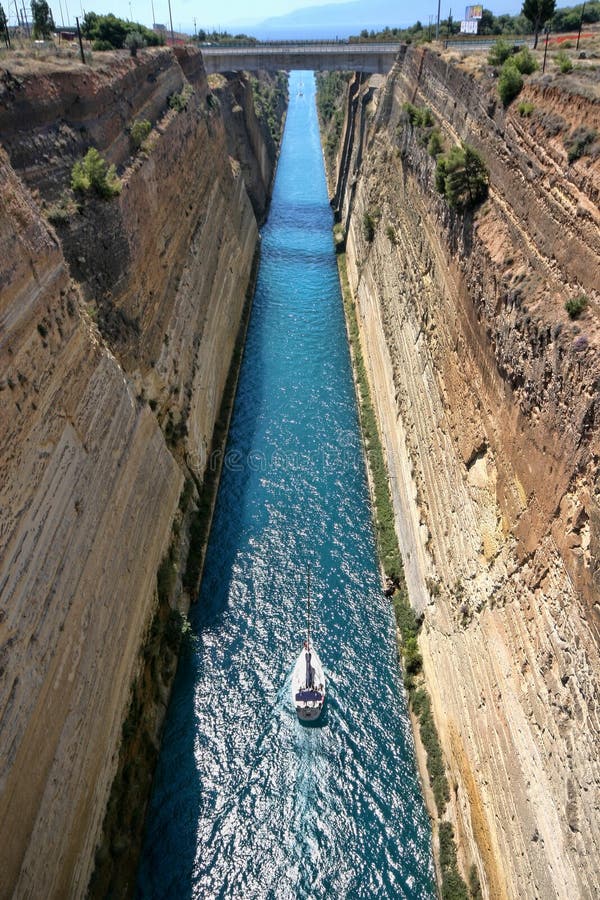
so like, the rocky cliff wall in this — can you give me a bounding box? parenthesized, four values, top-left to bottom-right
(211, 71, 287, 222)
(0, 49, 283, 898)
(335, 49, 599, 899)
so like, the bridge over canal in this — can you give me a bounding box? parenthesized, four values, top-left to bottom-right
(200, 41, 401, 74)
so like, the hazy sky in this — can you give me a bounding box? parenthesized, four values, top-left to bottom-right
(45, 0, 351, 30)
(27, 0, 529, 36)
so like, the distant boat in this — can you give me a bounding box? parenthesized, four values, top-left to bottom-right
(291, 567, 325, 721)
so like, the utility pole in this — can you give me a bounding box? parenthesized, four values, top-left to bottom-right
(167, 0, 174, 45)
(2, 11, 11, 47)
(435, 0, 441, 39)
(542, 27, 549, 73)
(576, 1, 586, 50)
(58, 0, 65, 27)
(21, 0, 29, 36)
(75, 14, 85, 62)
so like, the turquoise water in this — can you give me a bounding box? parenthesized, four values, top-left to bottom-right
(136, 71, 434, 900)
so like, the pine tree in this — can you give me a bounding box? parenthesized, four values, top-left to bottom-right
(0, 3, 9, 47)
(31, 0, 54, 39)
(521, 0, 556, 48)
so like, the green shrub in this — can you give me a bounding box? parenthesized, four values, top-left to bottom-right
(156, 554, 176, 604)
(362, 210, 376, 242)
(411, 688, 450, 815)
(125, 30, 146, 56)
(71, 148, 121, 199)
(163, 609, 193, 652)
(565, 126, 598, 162)
(403, 102, 434, 127)
(81, 11, 163, 49)
(130, 118, 151, 150)
(428, 128, 444, 156)
(517, 100, 534, 117)
(487, 38, 515, 67)
(169, 84, 194, 112)
(565, 295, 588, 318)
(385, 224, 396, 244)
(469, 863, 483, 899)
(498, 61, 523, 106)
(439, 822, 469, 900)
(403, 636, 423, 675)
(46, 194, 79, 224)
(435, 144, 489, 210)
(555, 49, 573, 73)
(513, 47, 538, 74)
(426, 576, 441, 597)
(207, 91, 220, 111)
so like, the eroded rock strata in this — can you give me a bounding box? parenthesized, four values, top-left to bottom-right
(334, 51, 599, 898)
(0, 49, 285, 898)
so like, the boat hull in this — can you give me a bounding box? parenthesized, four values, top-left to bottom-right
(291, 646, 325, 721)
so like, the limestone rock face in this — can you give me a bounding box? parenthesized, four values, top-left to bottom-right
(0, 145, 183, 898)
(0, 49, 282, 898)
(212, 71, 287, 222)
(336, 50, 599, 899)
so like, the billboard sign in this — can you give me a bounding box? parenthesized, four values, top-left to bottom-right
(465, 4, 483, 18)
(460, 19, 479, 32)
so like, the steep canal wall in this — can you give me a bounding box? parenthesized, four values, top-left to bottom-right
(329, 47, 599, 899)
(0, 48, 286, 898)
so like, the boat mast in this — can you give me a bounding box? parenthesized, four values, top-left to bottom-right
(307, 565, 311, 651)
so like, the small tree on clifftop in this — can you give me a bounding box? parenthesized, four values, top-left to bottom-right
(31, 0, 54, 38)
(521, 0, 556, 47)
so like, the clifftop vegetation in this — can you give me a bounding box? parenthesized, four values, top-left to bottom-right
(349, 1, 600, 42)
(81, 11, 163, 50)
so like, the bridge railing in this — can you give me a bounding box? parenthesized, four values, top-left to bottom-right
(200, 40, 401, 52)
(200, 39, 353, 48)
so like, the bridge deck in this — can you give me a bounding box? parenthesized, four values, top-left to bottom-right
(201, 42, 401, 74)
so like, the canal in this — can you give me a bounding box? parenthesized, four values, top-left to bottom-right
(136, 70, 434, 899)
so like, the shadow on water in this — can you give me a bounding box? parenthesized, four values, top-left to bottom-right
(136, 71, 435, 900)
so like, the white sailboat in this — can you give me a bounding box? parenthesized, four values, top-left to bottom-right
(291, 568, 325, 721)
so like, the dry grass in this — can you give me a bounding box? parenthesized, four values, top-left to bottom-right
(0, 38, 168, 74)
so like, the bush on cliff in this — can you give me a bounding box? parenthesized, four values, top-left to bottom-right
(513, 46, 538, 74)
(427, 128, 444, 157)
(439, 823, 469, 900)
(130, 118, 151, 150)
(435, 144, 488, 210)
(565, 294, 588, 318)
(125, 30, 146, 56)
(555, 49, 573, 73)
(71, 148, 121, 199)
(362, 211, 376, 242)
(564, 125, 598, 161)
(487, 38, 516, 67)
(411, 688, 450, 815)
(498, 61, 524, 106)
(168, 83, 195, 113)
(402, 102, 434, 128)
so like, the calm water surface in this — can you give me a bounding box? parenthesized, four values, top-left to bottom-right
(136, 71, 434, 900)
